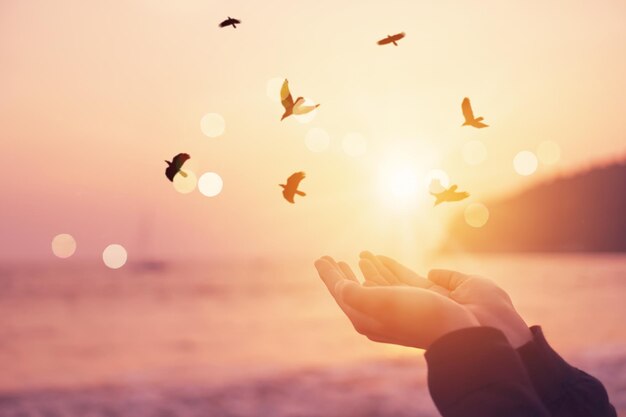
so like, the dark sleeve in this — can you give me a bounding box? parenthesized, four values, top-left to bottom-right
(425, 327, 550, 417)
(517, 326, 617, 417)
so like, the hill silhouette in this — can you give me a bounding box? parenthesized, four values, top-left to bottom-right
(444, 161, 626, 252)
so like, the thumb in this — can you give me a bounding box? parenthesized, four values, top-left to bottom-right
(427, 269, 470, 291)
(335, 280, 387, 314)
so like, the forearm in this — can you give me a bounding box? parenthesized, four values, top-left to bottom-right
(517, 326, 617, 417)
(425, 327, 550, 417)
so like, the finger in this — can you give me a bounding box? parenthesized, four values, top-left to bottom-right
(315, 264, 385, 332)
(358, 259, 389, 285)
(360, 251, 401, 284)
(377, 256, 451, 296)
(316, 259, 371, 319)
(314, 258, 345, 297)
(338, 262, 359, 283)
(321, 256, 345, 278)
(377, 255, 430, 287)
(428, 269, 470, 290)
(336, 280, 389, 314)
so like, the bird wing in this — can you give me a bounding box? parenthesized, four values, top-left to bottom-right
(219, 17, 241, 27)
(280, 79, 294, 110)
(390, 32, 405, 41)
(165, 166, 175, 182)
(293, 100, 319, 115)
(377, 36, 392, 45)
(282, 189, 295, 203)
(448, 184, 458, 192)
(172, 153, 190, 170)
(286, 171, 305, 188)
(462, 97, 474, 121)
(431, 193, 444, 206)
(453, 191, 470, 201)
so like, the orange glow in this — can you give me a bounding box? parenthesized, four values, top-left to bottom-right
(0, 0, 624, 262)
(464, 203, 490, 228)
(1, 4, 625, 406)
(537, 141, 561, 165)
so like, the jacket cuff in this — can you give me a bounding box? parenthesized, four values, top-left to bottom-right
(425, 327, 534, 409)
(516, 326, 575, 405)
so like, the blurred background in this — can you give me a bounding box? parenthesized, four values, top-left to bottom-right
(1, 1, 625, 416)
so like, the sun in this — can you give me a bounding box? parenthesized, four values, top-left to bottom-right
(375, 143, 447, 210)
(379, 164, 420, 202)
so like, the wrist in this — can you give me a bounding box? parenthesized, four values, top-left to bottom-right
(495, 309, 533, 348)
(432, 314, 481, 349)
(507, 324, 533, 349)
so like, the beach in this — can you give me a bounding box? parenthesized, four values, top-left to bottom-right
(1, 254, 625, 416)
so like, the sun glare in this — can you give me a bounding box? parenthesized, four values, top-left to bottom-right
(382, 165, 420, 200)
(200, 113, 225, 138)
(198, 172, 223, 197)
(173, 169, 198, 194)
(464, 203, 490, 228)
(513, 151, 538, 176)
(376, 143, 444, 210)
(51, 233, 76, 258)
(102, 244, 128, 269)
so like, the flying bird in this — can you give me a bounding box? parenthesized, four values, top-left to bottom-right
(280, 172, 306, 203)
(165, 153, 190, 182)
(461, 97, 489, 128)
(219, 16, 241, 29)
(377, 32, 405, 46)
(431, 184, 470, 206)
(280, 79, 320, 121)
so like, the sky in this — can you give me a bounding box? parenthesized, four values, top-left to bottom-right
(1, 0, 625, 263)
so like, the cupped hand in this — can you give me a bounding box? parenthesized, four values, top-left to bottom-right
(314, 256, 479, 350)
(359, 252, 533, 348)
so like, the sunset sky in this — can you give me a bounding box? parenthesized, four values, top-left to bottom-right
(1, 0, 625, 263)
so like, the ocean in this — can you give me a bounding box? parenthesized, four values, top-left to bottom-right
(0, 254, 625, 416)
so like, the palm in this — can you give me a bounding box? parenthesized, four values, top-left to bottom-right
(343, 284, 476, 348)
(358, 252, 532, 348)
(356, 251, 450, 296)
(314, 256, 479, 349)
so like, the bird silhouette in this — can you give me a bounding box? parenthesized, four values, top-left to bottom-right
(377, 32, 405, 46)
(431, 184, 470, 206)
(461, 97, 489, 128)
(280, 172, 306, 203)
(219, 17, 241, 29)
(165, 153, 190, 182)
(280, 79, 320, 121)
